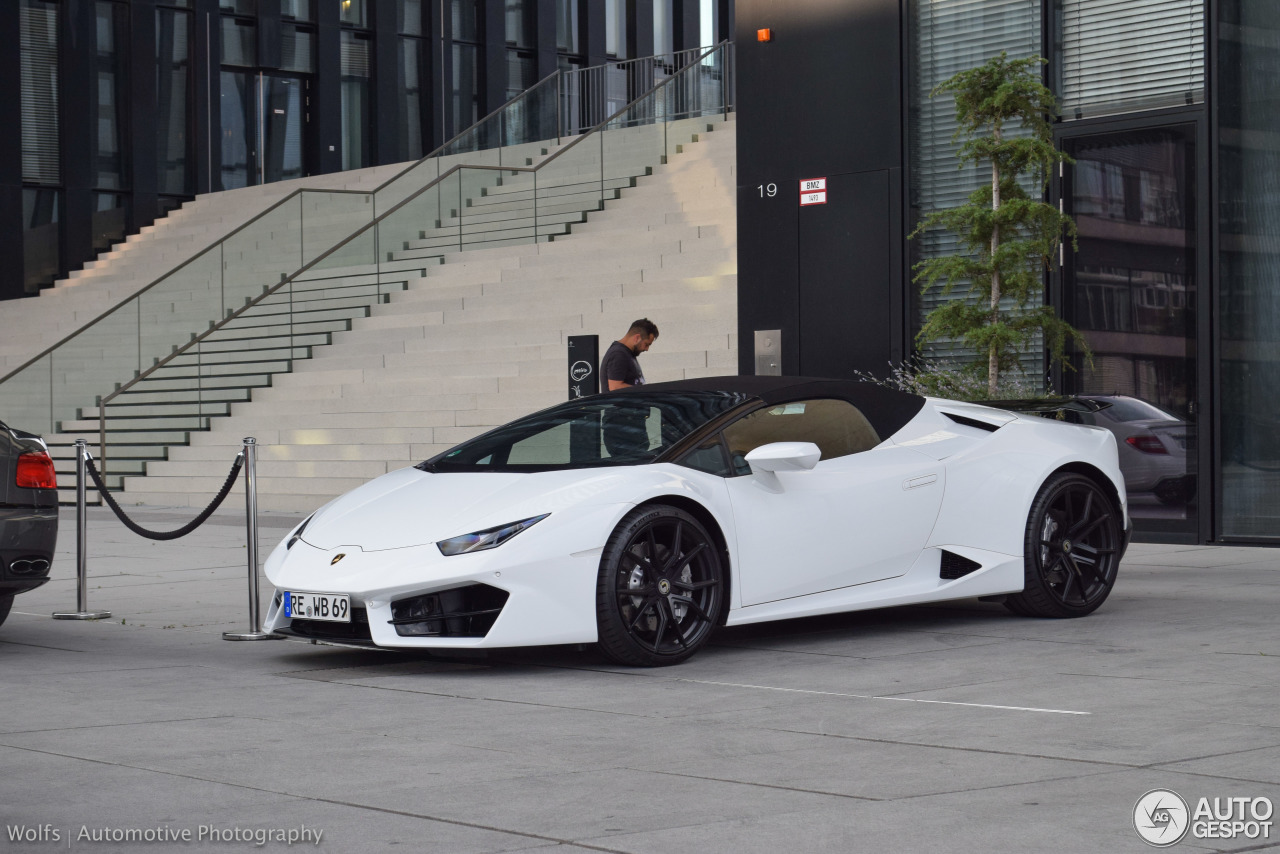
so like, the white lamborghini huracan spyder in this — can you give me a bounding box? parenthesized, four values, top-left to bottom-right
(262, 377, 1130, 666)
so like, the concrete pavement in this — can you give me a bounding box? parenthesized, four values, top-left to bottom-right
(2, 505, 1279, 853)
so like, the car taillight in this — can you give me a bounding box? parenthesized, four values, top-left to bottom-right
(15, 451, 57, 489)
(1126, 435, 1169, 455)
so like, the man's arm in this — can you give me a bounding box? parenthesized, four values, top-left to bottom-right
(607, 378, 631, 391)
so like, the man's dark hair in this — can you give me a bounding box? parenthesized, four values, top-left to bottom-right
(627, 318, 659, 339)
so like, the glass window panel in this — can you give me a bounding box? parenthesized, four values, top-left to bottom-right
(506, 0, 535, 47)
(700, 0, 716, 46)
(22, 188, 60, 294)
(281, 24, 315, 73)
(452, 42, 481, 132)
(92, 192, 128, 253)
(341, 31, 372, 169)
(506, 50, 536, 100)
(556, 0, 581, 53)
(263, 76, 306, 183)
(908, 0, 1042, 377)
(221, 17, 257, 66)
(452, 0, 480, 41)
(399, 0, 423, 35)
(1218, 1, 1280, 538)
(21, 0, 60, 185)
(398, 38, 426, 161)
(1065, 129, 1199, 534)
(1058, 0, 1205, 119)
(157, 8, 193, 196)
(722, 400, 881, 474)
(654, 0, 673, 56)
(340, 0, 368, 28)
(220, 0, 256, 13)
(281, 0, 313, 21)
(605, 0, 627, 57)
(94, 2, 128, 190)
(219, 69, 253, 190)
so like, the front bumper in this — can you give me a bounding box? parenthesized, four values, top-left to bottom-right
(261, 505, 627, 649)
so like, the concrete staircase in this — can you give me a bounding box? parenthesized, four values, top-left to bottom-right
(0, 141, 568, 379)
(102, 117, 737, 513)
(0, 166, 402, 376)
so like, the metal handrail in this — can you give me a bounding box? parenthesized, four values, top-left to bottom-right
(86, 41, 731, 477)
(0, 47, 716, 388)
(97, 42, 730, 409)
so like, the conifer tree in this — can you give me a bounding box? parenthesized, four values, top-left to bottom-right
(913, 52, 1086, 398)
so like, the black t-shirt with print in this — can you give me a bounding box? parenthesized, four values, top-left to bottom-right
(601, 340, 644, 388)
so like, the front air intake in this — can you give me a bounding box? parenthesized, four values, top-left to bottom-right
(940, 550, 982, 580)
(284, 606, 374, 645)
(390, 584, 509, 638)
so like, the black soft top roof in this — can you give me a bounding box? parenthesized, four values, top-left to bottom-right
(612, 376, 926, 442)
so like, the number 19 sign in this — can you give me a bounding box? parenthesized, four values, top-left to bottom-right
(800, 177, 827, 206)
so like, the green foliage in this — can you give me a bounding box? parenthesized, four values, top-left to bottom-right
(911, 52, 1088, 398)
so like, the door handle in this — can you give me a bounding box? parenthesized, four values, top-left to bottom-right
(903, 474, 938, 490)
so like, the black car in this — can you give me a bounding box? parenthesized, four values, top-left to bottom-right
(0, 419, 58, 627)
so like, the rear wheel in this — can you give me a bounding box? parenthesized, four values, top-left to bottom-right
(596, 505, 724, 666)
(1005, 472, 1121, 618)
(0, 595, 13, 628)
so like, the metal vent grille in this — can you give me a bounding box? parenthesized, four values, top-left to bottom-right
(940, 550, 982, 580)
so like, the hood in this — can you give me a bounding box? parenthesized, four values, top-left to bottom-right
(300, 465, 637, 551)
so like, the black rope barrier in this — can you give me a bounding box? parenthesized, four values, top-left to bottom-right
(85, 452, 244, 541)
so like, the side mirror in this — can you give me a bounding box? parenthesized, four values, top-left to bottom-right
(744, 442, 821, 474)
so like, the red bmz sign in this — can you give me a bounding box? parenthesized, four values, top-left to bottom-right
(800, 177, 827, 206)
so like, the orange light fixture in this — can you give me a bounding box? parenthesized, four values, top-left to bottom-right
(757, 28, 772, 42)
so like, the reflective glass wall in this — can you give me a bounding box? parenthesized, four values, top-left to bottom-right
(20, 0, 61, 295)
(1218, 2, 1280, 540)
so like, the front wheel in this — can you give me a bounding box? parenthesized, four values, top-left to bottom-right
(1005, 473, 1121, 618)
(596, 505, 725, 666)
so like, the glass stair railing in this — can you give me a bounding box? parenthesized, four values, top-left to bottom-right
(0, 43, 733, 501)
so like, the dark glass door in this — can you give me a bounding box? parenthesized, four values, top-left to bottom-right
(219, 72, 308, 189)
(220, 70, 255, 190)
(262, 74, 307, 184)
(1062, 125, 1200, 537)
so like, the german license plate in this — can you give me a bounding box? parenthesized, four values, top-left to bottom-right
(284, 591, 350, 623)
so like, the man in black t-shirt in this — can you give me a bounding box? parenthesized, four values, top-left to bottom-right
(601, 318, 659, 390)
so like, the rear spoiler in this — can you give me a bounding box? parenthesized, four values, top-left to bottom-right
(983, 398, 1113, 415)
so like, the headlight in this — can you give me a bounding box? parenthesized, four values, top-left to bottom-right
(287, 514, 314, 550)
(437, 514, 549, 556)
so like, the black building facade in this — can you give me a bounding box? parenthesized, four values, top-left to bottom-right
(6, 0, 733, 303)
(735, 0, 1280, 545)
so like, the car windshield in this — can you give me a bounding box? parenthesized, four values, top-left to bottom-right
(421, 391, 752, 472)
(1097, 397, 1181, 423)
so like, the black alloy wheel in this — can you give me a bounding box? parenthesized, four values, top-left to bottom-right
(0, 595, 12, 628)
(1005, 472, 1122, 618)
(596, 505, 725, 666)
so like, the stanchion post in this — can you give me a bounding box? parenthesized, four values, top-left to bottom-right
(224, 437, 281, 641)
(53, 439, 111, 620)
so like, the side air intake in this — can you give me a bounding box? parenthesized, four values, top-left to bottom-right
(940, 550, 982, 580)
(941, 412, 1001, 433)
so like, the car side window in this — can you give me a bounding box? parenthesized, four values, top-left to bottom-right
(677, 436, 732, 477)
(721, 398, 881, 476)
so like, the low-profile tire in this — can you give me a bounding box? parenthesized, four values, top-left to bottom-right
(596, 504, 725, 667)
(0, 595, 13, 628)
(1005, 472, 1122, 619)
